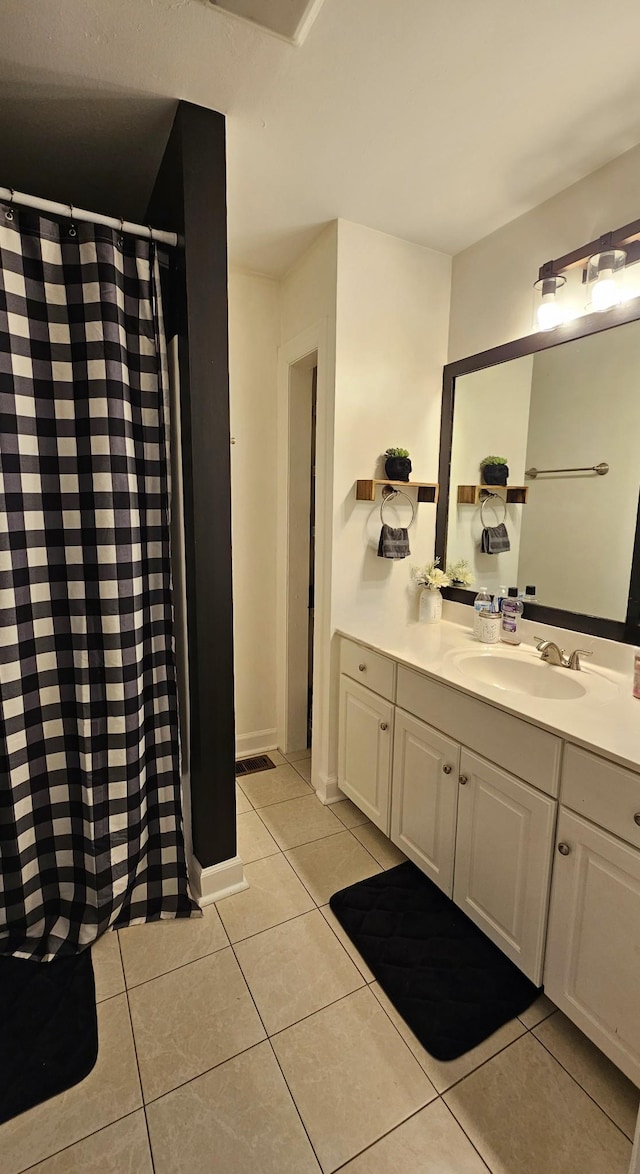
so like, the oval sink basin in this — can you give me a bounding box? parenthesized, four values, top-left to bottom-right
(453, 651, 593, 700)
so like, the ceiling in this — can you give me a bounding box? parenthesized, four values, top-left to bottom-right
(2, 0, 640, 277)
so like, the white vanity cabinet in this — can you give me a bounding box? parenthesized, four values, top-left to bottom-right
(338, 676, 394, 831)
(544, 748, 640, 1087)
(454, 751, 556, 984)
(391, 709, 460, 896)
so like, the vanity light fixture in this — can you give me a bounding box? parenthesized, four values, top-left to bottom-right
(586, 248, 626, 312)
(533, 274, 566, 331)
(533, 218, 640, 331)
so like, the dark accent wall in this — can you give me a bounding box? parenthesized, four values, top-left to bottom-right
(149, 102, 236, 868)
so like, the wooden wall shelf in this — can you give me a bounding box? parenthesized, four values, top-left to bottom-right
(457, 485, 529, 505)
(356, 479, 439, 503)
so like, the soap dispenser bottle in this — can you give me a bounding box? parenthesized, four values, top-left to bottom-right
(501, 587, 523, 645)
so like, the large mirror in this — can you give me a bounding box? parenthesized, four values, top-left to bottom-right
(437, 306, 640, 639)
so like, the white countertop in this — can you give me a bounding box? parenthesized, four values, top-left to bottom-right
(335, 607, 640, 774)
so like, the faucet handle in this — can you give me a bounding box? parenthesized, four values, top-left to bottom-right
(567, 649, 593, 671)
(533, 636, 548, 650)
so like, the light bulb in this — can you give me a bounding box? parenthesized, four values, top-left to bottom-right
(536, 293, 563, 330)
(591, 269, 621, 311)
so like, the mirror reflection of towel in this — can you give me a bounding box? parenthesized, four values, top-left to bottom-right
(378, 524, 410, 559)
(481, 523, 510, 554)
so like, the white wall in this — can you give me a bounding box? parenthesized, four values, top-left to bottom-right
(228, 269, 280, 754)
(518, 324, 640, 619)
(446, 356, 533, 595)
(332, 220, 452, 630)
(449, 139, 640, 361)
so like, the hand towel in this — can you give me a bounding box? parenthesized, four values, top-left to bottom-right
(481, 522, 510, 554)
(378, 524, 410, 559)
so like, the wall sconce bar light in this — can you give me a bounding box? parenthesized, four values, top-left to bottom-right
(533, 216, 640, 330)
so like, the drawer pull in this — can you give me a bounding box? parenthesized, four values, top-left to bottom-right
(558, 842, 571, 856)
(442, 763, 453, 775)
(380, 721, 388, 731)
(634, 813, 640, 828)
(358, 663, 367, 672)
(459, 774, 468, 786)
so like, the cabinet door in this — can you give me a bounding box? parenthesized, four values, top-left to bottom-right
(338, 675, 393, 833)
(453, 750, 556, 984)
(544, 809, 640, 1087)
(391, 709, 460, 897)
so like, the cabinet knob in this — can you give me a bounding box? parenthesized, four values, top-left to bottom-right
(634, 813, 640, 828)
(380, 721, 388, 731)
(558, 842, 571, 856)
(442, 763, 453, 775)
(459, 774, 468, 786)
(358, 663, 367, 672)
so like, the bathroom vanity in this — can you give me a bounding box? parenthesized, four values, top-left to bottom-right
(336, 619, 640, 1088)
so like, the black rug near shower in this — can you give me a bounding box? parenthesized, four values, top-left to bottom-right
(0, 950, 98, 1125)
(330, 861, 541, 1061)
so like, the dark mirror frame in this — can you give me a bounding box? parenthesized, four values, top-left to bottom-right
(436, 298, 640, 644)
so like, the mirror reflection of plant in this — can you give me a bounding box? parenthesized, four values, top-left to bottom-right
(446, 558, 474, 587)
(411, 557, 451, 591)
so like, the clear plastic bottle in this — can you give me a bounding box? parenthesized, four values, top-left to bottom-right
(501, 587, 524, 645)
(495, 584, 508, 613)
(473, 587, 492, 637)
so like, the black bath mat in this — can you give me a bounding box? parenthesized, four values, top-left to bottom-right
(0, 950, 98, 1124)
(330, 861, 541, 1061)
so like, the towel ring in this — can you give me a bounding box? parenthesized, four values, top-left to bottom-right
(480, 490, 507, 527)
(380, 485, 417, 530)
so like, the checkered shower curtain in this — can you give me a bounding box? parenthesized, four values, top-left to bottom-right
(0, 203, 198, 961)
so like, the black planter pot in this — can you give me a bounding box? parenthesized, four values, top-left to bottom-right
(385, 456, 412, 482)
(482, 463, 509, 486)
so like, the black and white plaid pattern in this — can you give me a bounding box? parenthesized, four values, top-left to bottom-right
(0, 203, 197, 961)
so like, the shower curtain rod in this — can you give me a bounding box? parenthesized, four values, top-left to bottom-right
(0, 186, 179, 247)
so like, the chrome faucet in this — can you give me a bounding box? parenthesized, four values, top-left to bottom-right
(534, 638, 593, 671)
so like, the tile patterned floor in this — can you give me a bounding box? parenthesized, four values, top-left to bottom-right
(3, 747, 638, 1173)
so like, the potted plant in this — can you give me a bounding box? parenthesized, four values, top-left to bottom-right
(480, 455, 509, 486)
(411, 558, 451, 623)
(384, 447, 412, 481)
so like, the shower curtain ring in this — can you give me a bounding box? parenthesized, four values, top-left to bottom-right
(118, 217, 125, 248)
(68, 203, 77, 237)
(5, 188, 15, 221)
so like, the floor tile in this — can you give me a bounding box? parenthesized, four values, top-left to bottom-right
(0, 994, 141, 1174)
(118, 904, 228, 988)
(444, 1033, 632, 1174)
(285, 831, 382, 905)
(534, 1011, 640, 1140)
(147, 1041, 320, 1174)
(371, 982, 526, 1093)
(235, 909, 364, 1034)
(351, 823, 407, 869)
(338, 1100, 489, 1173)
(319, 904, 375, 982)
(236, 784, 253, 813)
(283, 749, 311, 763)
(331, 798, 370, 829)
(128, 947, 265, 1102)
(272, 986, 436, 1173)
(91, 930, 125, 1003)
(294, 758, 313, 784)
(237, 810, 280, 863)
(239, 763, 312, 808)
(28, 1110, 153, 1173)
(260, 794, 343, 850)
(216, 853, 315, 943)
(517, 991, 556, 1028)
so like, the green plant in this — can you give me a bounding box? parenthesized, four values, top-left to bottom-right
(480, 455, 508, 466)
(385, 446, 410, 458)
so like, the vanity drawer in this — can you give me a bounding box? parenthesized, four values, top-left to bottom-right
(562, 745, 640, 850)
(340, 639, 396, 701)
(396, 666, 561, 797)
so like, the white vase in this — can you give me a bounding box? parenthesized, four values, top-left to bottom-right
(419, 587, 442, 624)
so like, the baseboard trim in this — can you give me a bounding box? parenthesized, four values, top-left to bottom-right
(236, 729, 278, 758)
(190, 854, 248, 907)
(315, 772, 342, 805)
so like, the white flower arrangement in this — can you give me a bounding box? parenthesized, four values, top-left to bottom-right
(446, 558, 474, 587)
(411, 558, 451, 591)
